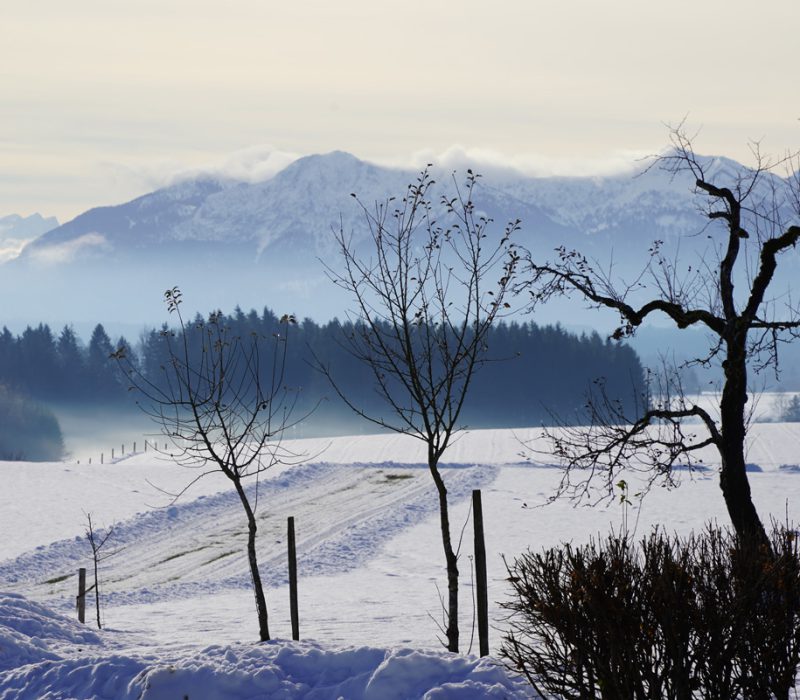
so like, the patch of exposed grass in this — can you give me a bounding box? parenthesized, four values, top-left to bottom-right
(155, 545, 209, 565)
(202, 550, 236, 565)
(384, 473, 414, 482)
(43, 573, 71, 585)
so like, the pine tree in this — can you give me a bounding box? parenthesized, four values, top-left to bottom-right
(87, 324, 119, 398)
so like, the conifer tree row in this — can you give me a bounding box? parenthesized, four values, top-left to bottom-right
(0, 312, 645, 429)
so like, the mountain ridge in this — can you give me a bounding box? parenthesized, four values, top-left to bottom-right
(5, 150, 798, 329)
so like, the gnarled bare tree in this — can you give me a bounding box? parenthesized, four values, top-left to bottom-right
(319, 168, 520, 652)
(524, 126, 800, 545)
(114, 288, 307, 641)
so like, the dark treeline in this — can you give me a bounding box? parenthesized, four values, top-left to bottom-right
(0, 308, 645, 433)
(0, 323, 131, 402)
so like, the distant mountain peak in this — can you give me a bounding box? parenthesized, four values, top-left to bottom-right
(280, 150, 375, 177)
(0, 212, 59, 232)
(0, 213, 60, 263)
(308, 149, 362, 164)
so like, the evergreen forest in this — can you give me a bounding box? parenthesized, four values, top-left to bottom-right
(0, 308, 645, 439)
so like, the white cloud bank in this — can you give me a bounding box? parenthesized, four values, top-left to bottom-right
(171, 145, 304, 184)
(0, 238, 30, 264)
(27, 233, 110, 266)
(108, 144, 654, 198)
(372, 145, 657, 179)
(100, 145, 304, 194)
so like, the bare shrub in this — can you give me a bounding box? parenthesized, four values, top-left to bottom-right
(502, 525, 800, 699)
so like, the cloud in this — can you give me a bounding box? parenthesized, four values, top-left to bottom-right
(27, 233, 110, 266)
(0, 238, 29, 264)
(99, 145, 303, 193)
(99, 144, 659, 210)
(198, 145, 303, 183)
(105, 144, 656, 197)
(370, 145, 657, 179)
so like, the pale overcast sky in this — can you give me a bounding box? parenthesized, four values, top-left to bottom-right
(2, 0, 798, 220)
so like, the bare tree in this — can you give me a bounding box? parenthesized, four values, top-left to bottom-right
(84, 512, 116, 629)
(113, 287, 307, 641)
(319, 168, 520, 652)
(524, 125, 800, 545)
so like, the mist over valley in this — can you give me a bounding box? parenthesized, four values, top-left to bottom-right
(4, 148, 800, 458)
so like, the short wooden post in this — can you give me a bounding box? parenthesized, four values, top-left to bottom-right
(133, 441, 136, 453)
(122, 444, 125, 454)
(288, 516, 299, 641)
(473, 489, 489, 657)
(100, 453, 103, 465)
(111, 448, 115, 459)
(77, 567, 86, 623)
(144, 440, 147, 453)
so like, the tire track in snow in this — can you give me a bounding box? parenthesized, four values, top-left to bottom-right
(0, 461, 497, 610)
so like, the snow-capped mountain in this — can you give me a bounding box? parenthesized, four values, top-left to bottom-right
(22, 150, 793, 267)
(5, 150, 798, 329)
(17, 152, 407, 264)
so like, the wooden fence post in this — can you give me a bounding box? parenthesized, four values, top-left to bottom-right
(100, 453, 103, 465)
(473, 489, 489, 657)
(77, 567, 86, 623)
(288, 516, 299, 641)
(111, 448, 114, 460)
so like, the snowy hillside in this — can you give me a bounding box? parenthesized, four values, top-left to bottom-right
(2, 425, 800, 696)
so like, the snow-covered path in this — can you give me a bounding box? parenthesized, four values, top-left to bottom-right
(1, 460, 496, 612)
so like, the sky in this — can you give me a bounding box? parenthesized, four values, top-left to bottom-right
(2, 0, 799, 222)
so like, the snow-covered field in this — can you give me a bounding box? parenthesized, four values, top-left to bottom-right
(2, 424, 800, 698)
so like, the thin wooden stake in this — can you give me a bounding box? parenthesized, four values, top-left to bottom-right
(288, 516, 299, 641)
(473, 489, 489, 657)
(77, 567, 86, 623)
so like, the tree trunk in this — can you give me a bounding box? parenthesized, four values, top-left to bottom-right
(429, 457, 459, 653)
(93, 554, 101, 629)
(718, 336, 769, 547)
(234, 479, 270, 641)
